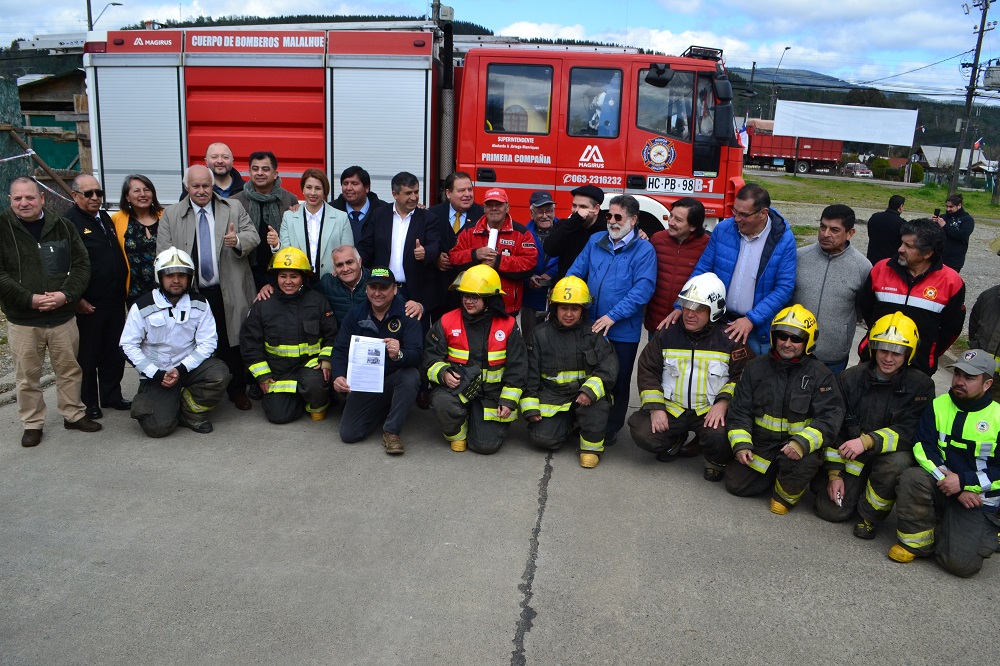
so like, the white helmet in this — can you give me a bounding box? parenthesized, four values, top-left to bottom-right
(154, 247, 195, 279)
(676, 273, 727, 322)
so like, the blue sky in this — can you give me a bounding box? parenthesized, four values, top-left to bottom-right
(5, 0, 998, 104)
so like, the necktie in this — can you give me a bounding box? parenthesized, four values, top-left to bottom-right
(453, 211, 461, 234)
(349, 210, 361, 238)
(198, 208, 214, 282)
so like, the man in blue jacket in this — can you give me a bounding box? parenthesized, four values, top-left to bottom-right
(688, 183, 796, 355)
(568, 194, 656, 446)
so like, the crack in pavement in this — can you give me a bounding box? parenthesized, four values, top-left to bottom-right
(510, 450, 554, 666)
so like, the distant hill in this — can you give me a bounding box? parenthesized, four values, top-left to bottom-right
(729, 67, 858, 91)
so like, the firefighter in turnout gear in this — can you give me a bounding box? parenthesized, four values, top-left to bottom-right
(239, 247, 338, 424)
(629, 273, 752, 479)
(120, 247, 231, 436)
(890, 349, 1000, 577)
(521, 276, 619, 468)
(718, 304, 845, 514)
(424, 265, 527, 454)
(814, 312, 934, 537)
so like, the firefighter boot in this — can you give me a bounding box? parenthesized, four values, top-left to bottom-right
(853, 519, 877, 540)
(769, 498, 790, 515)
(579, 453, 600, 468)
(451, 439, 467, 452)
(888, 544, 917, 563)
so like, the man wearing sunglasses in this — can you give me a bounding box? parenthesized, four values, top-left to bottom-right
(722, 304, 845, 514)
(66, 174, 130, 420)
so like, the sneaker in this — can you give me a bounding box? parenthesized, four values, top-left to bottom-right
(178, 415, 213, 434)
(21, 429, 42, 447)
(579, 453, 600, 468)
(450, 439, 467, 452)
(888, 544, 916, 563)
(382, 432, 405, 455)
(853, 519, 877, 540)
(63, 417, 102, 433)
(769, 498, 789, 515)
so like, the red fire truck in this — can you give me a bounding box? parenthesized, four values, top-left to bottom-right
(83, 21, 745, 231)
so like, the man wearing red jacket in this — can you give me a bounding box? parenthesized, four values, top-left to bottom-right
(449, 188, 538, 316)
(858, 217, 965, 376)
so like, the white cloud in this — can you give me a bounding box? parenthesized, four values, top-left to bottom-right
(498, 21, 588, 41)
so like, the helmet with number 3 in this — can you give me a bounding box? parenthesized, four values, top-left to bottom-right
(269, 246, 313, 276)
(550, 276, 591, 308)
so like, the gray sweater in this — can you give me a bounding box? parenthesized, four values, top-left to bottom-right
(792, 241, 872, 364)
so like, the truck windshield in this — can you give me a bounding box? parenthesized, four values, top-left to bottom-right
(484, 64, 553, 134)
(636, 70, 694, 141)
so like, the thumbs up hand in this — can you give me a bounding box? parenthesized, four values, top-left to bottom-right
(224, 222, 238, 248)
(267, 225, 279, 248)
(413, 237, 426, 261)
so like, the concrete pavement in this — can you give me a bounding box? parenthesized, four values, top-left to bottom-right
(1, 356, 997, 665)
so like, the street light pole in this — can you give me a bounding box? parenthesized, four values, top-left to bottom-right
(88, 1, 123, 30)
(769, 46, 791, 120)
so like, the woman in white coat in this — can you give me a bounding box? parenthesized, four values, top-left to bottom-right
(266, 168, 353, 284)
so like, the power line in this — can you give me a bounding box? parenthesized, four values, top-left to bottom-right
(855, 49, 975, 84)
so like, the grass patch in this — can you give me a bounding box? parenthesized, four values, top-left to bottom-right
(745, 175, 1000, 222)
(790, 225, 816, 247)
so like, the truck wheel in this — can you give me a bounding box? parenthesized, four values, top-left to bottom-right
(795, 160, 809, 174)
(637, 211, 664, 238)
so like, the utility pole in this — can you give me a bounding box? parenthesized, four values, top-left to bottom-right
(949, 0, 995, 195)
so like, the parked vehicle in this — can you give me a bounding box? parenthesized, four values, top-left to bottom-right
(842, 162, 873, 178)
(742, 119, 842, 174)
(84, 23, 746, 232)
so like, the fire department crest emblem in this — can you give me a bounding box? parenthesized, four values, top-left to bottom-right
(923, 286, 938, 300)
(977, 421, 989, 432)
(495, 329, 506, 342)
(388, 318, 401, 333)
(642, 137, 676, 172)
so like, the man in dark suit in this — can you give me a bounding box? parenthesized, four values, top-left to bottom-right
(65, 174, 130, 419)
(357, 171, 441, 314)
(331, 166, 386, 240)
(866, 195, 905, 266)
(428, 171, 484, 318)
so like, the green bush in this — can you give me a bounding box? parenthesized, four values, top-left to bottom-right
(909, 163, 924, 183)
(869, 157, 892, 180)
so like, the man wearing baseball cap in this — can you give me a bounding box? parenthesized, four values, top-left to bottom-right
(449, 187, 538, 316)
(330, 266, 423, 455)
(521, 190, 560, 340)
(891, 349, 1000, 577)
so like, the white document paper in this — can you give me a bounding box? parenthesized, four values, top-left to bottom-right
(346, 335, 386, 393)
(487, 228, 499, 250)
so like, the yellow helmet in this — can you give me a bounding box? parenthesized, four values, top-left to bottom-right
(451, 265, 506, 296)
(550, 276, 591, 307)
(869, 311, 919, 364)
(270, 246, 313, 276)
(770, 304, 818, 355)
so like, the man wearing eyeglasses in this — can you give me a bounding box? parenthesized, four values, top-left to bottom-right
(680, 184, 797, 356)
(1, 177, 101, 447)
(65, 174, 130, 420)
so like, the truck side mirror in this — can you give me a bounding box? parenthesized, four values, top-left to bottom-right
(645, 63, 674, 88)
(713, 79, 733, 102)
